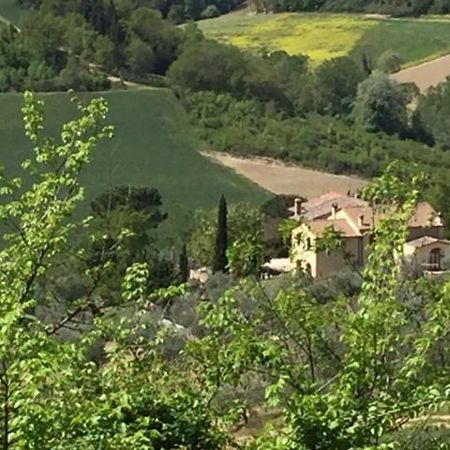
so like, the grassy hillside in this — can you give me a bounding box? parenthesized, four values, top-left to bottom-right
(198, 12, 450, 66)
(0, 89, 268, 215)
(0, 0, 22, 24)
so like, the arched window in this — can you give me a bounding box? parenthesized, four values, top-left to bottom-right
(305, 237, 312, 250)
(429, 248, 443, 271)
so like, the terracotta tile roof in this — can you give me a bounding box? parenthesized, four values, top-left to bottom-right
(292, 193, 444, 238)
(340, 202, 442, 230)
(339, 205, 382, 231)
(289, 192, 368, 220)
(408, 202, 442, 228)
(405, 236, 450, 249)
(308, 219, 361, 237)
(304, 192, 343, 209)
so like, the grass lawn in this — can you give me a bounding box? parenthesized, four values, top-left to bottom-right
(351, 18, 450, 68)
(0, 89, 268, 217)
(198, 12, 450, 67)
(0, 0, 23, 24)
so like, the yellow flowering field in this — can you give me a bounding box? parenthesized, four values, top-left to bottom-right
(197, 12, 450, 67)
(199, 13, 377, 64)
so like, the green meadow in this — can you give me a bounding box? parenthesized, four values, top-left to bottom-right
(198, 12, 450, 67)
(0, 89, 268, 215)
(0, 0, 23, 24)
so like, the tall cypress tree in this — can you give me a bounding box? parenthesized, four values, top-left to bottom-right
(213, 195, 228, 273)
(179, 243, 189, 283)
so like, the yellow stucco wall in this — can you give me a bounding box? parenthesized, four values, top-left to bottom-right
(292, 218, 446, 278)
(291, 225, 318, 276)
(291, 224, 370, 278)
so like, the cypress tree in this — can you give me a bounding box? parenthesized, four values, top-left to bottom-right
(179, 243, 189, 283)
(213, 195, 228, 273)
(362, 53, 372, 76)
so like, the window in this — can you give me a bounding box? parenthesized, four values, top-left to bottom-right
(429, 248, 443, 271)
(305, 237, 312, 250)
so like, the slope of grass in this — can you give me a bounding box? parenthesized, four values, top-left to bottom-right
(0, 0, 22, 24)
(198, 12, 450, 66)
(0, 89, 268, 214)
(350, 18, 450, 67)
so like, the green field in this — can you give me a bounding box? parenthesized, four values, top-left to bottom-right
(198, 12, 450, 67)
(0, 0, 23, 24)
(0, 89, 268, 215)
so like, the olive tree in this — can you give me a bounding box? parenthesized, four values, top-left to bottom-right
(353, 71, 409, 136)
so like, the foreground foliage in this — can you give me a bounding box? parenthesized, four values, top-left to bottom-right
(0, 92, 225, 448)
(188, 164, 450, 449)
(1, 92, 450, 449)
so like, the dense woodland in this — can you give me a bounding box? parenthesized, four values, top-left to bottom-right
(17, 0, 450, 18)
(248, 0, 450, 15)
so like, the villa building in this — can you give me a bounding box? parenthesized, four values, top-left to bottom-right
(290, 192, 449, 278)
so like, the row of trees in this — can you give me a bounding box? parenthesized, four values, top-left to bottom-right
(2, 92, 450, 448)
(18, 0, 245, 23)
(18, 0, 450, 19)
(248, 0, 450, 16)
(170, 38, 366, 117)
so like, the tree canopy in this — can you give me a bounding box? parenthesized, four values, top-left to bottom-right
(352, 70, 409, 135)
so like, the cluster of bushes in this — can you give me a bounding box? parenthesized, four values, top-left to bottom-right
(249, 0, 450, 16)
(416, 78, 450, 149)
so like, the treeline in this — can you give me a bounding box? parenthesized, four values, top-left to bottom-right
(249, 0, 450, 16)
(17, 0, 243, 23)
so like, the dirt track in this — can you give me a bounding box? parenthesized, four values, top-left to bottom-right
(392, 53, 450, 92)
(204, 152, 367, 199)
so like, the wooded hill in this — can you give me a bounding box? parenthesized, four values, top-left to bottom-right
(249, 0, 450, 16)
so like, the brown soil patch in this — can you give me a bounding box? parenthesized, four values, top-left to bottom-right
(392, 53, 450, 92)
(204, 152, 367, 199)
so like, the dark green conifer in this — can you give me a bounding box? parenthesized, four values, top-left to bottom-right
(179, 243, 189, 283)
(212, 195, 228, 273)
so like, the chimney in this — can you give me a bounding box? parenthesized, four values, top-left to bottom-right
(358, 214, 365, 228)
(294, 198, 303, 218)
(331, 203, 338, 219)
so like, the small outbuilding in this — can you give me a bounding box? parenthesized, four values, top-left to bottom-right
(403, 237, 450, 273)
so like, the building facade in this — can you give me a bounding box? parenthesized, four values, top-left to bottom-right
(290, 192, 449, 278)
